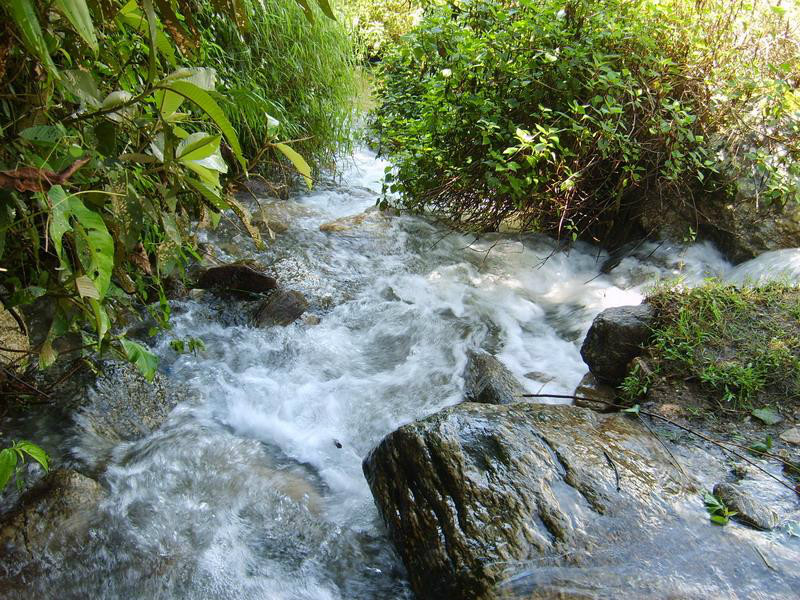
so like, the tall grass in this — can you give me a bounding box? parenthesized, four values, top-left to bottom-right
(196, 0, 358, 172)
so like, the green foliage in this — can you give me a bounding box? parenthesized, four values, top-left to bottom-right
(375, 0, 800, 239)
(195, 0, 358, 170)
(645, 282, 800, 411)
(618, 364, 651, 404)
(703, 490, 736, 526)
(0, 0, 352, 382)
(0, 440, 49, 492)
(337, 0, 421, 59)
(169, 336, 205, 354)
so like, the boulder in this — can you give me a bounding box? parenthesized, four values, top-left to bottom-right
(0, 307, 29, 369)
(573, 372, 617, 412)
(319, 207, 392, 233)
(580, 304, 654, 383)
(363, 402, 800, 599)
(463, 350, 527, 405)
(712, 482, 779, 531)
(0, 469, 105, 563)
(72, 362, 189, 471)
(193, 264, 277, 296)
(252, 290, 308, 328)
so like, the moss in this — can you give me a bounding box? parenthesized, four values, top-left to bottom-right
(628, 282, 800, 415)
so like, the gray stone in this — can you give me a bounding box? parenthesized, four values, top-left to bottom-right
(713, 482, 780, 530)
(580, 304, 654, 383)
(573, 372, 618, 412)
(779, 427, 800, 446)
(252, 290, 308, 328)
(463, 350, 527, 405)
(193, 264, 277, 295)
(363, 402, 686, 600)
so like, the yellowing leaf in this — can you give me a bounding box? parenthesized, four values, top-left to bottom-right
(274, 142, 312, 189)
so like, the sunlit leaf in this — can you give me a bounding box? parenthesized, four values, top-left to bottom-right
(0, 449, 17, 491)
(54, 0, 99, 53)
(274, 142, 312, 189)
(120, 338, 158, 382)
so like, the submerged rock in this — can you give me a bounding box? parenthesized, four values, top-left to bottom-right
(713, 482, 779, 530)
(0, 469, 105, 564)
(319, 207, 392, 233)
(193, 263, 277, 295)
(463, 350, 527, 405)
(252, 290, 308, 328)
(580, 304, 654, 383)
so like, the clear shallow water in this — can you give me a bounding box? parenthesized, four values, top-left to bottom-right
(9, 149, 799, 598)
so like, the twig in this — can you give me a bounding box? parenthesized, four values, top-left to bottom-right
(603, 449, 621, 491)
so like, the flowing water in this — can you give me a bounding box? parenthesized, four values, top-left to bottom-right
(4, 149, 799, 598)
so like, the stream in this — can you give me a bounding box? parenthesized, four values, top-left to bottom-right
(4, 148, 799, 598)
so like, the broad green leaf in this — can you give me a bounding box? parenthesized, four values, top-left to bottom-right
(159, 80, 245, 170)
(6, 0, 58, 78)
(19, 125, 66, 146)
(48, 186, 72, 262)
(39, 339, 57, 369)
(89, 298, 109, 341)
(120, 338, 158, 382)
(176, 133, 221, 162)
(68, 197, 113, 299)
(142, 0, 158, 84)
(274, 143, 312, 189)
(0, 448, 17, 491)
(185, 177, 230, 211)
(15, 442, 49, 471)
(54, 0, 99, 53)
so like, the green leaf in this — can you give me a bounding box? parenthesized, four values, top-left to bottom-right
(622, 404, 640, 415)
(19, 125, 66, 146)
(184, 176, 230, 211)
(313, 0, 336, 20)
(89, 298, 109, 341)
(176, 133, 221, 162)
(54, 0, 99, 53)
(710, 514, 729, 526)
(61, 69, 102, 107)
(15, 441, 49, 472)
(293, 0, 314, 22)
(0, 448, 17, 491)
(274, 143, 312, 189)
(120, 338, 158, 382)
(751, 407, 783, 426)
(48, 186, 73, 264)
(6, 0, 58, 78)
(158, 80, 245, 170)
(68, 196, 113, 299)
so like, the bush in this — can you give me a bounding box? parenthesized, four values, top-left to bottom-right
(337, 0, 421, 60)
(0, 0, 352, 377)
(375, 0, 799, 243)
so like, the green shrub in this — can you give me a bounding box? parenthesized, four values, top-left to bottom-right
(375, 0, 799, 242)
(0, 0, 348, 379)
(337, 0, 421, 59)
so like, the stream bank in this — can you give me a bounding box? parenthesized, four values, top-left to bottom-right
(1, 149, 799, 599)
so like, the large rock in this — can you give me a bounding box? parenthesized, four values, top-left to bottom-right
(463, 350, 527, 404)
(712, 482, 780, 530)
(252, 289, 308, 328)
(0, 307, 29, 369)
(0, 469, 105, 564)
(193, 264, 277, 295)
(72, 362, 189, 471)
(580, 304, 654, 383)
(363, 402, 800, 599)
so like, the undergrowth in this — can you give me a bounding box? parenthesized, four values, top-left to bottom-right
(632, 282, 800, 413)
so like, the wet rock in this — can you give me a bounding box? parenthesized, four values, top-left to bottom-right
(580, 304, 654, 383)
(193, 264, 277, 296)
(363, 402, 688, 600)
(72, 362, 188, 472)
(573, 372, 617, 413)
(779, 427, 800, 446)
(319, 207, 391, 233)
(252, 290, 308, 328)
(713, 482, 780, 530)
(463, 350, 527, 405)
(252, 214, 289, 236)
(303, 314, 321, 326)
(0, 469, 105, 563)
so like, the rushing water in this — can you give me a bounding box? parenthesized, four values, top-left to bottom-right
(5, 149, 798, 598)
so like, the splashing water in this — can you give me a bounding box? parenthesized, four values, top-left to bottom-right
(9, 149, 773, 599)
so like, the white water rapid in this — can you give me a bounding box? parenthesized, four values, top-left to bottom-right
(12, 149, 800, 598)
